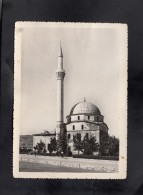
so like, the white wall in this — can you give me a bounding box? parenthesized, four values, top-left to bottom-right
(33, 135, 55, 150)
(67, 114, 104, 123)
(66, 121, 99, 131)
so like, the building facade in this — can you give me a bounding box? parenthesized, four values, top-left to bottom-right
(56, 45, 109, 155)
(66, 99, 108, 154)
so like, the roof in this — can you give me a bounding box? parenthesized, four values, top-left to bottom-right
(70, 101, 101, 115)
(33, 130, 56, 136)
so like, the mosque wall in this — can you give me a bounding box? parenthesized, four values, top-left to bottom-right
(67, 115, 104, 123)
(66, 122, 100, 131)
(67, 130, 100, 154)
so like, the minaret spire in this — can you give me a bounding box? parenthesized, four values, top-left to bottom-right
(57, 42, 64, 70)
(56, 42, 65, 139)
(58, 41, 63, 57)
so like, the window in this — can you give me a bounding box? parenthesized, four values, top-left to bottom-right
(73, 125, 75, 130)
(78, 116, 80, 120)
(88, 116, 90, 120)
(86, 133, 88, 139)
(77, 133, 81, 140)
(81, 125, 84, 130)
(68, 116, 71, 122)
(68, 134, 71, 140)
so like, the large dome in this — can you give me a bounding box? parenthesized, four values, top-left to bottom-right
(70, 101, 101, 115)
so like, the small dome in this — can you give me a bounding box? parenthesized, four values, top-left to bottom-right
(70, 101, 101, 115)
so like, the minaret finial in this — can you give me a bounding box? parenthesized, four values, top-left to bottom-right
(58, 41, 63, 57)
(84, 97, 86, 102)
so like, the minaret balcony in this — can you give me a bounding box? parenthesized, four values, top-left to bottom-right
(56, 71, 65, 80)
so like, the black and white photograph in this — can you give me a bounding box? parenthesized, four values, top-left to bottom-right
(13, 22, 127, 179)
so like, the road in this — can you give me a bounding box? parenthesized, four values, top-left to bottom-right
(20, 161, 102, 172)
(20, 154, 118, 173)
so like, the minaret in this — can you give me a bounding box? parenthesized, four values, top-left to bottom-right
(56, 43, 65, 138)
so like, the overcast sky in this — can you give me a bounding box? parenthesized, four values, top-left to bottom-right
(20, 24, 125, 137)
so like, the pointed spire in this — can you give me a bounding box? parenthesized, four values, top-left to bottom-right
(58, 41, 63, 57)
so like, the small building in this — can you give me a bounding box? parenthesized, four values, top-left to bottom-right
(33, 131, 56, 152)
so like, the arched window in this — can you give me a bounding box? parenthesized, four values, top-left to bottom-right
(77, 133, 81, 140)
(73, 125, 75, 130)
(81, 125, 84, 130)
(78, 116, 80, 120)
(88, 116, 90, 120)
(68, 134, 71, 140)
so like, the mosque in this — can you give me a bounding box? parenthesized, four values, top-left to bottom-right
(22, 44, 109, 155)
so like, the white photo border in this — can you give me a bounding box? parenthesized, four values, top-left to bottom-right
(13, 22, 127, 179)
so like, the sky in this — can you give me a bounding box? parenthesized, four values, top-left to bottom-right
(20, 24, 125, 137)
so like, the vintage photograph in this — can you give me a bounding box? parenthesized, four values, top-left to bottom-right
(13, 22, 127, 179)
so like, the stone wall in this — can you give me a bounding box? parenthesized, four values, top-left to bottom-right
(20, 135, 33, 149)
